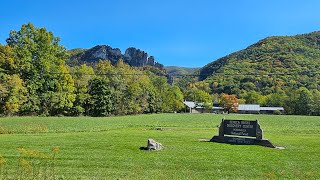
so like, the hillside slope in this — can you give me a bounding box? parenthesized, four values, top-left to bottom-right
(165, 66, 200, 75)
(199, 31, 320, 94)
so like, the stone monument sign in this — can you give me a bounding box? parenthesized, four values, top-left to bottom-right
(210, 119, 275, 148)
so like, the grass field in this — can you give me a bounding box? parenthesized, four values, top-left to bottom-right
(0, 114, 319, 179)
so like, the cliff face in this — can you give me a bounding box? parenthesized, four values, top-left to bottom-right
(90, 45, 122, 63)
(68, 45, 163, 68)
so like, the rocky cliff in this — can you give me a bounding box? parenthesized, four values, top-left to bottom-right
(124, 47, 156, 67)
(68, 45, 163, 68)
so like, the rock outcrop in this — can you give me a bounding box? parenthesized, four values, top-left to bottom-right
(69, 45, 122, 65)
(68, 45, 163, 68)
(124, 47, 148, 67)
(124, 47, 157, 67)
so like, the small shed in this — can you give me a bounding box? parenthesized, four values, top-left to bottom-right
(183, 101, 212, 113)
(184, 101, 196, 113)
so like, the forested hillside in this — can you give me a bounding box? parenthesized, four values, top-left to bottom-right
(200, 31, 320, 91)
(165, 66, 199, 75)
(0, 23, 184, 116)
(193, 32, 320, 115)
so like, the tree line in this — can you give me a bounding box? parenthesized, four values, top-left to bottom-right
(176, 79, 320, 116)
(1, 23, 319, 116)
(191, 30, 320, 115)
(0, 23, 184, 116)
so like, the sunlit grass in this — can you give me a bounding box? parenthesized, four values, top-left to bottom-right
(0, 114, 319, 178)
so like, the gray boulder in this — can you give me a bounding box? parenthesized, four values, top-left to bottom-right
(147, 139, 162, 150)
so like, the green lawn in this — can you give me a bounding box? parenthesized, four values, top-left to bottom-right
(0, 114, 319, 179)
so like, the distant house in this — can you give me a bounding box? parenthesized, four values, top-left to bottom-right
(184, 101, 196, 113)
(183, 101, 212, 113)
(237, 104, 284, 114)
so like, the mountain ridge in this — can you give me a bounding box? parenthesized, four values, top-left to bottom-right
(200, 31, 320, 77)
(198, 31, 320, 94)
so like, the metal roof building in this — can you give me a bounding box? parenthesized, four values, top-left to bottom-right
(237, 104, 284, 114)
(238, 104, 260, 111)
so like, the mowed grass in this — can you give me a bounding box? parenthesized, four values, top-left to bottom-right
(0, 114, 320, 179)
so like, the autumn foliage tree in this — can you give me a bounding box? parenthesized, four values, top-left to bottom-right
(220, 94, 239, 113)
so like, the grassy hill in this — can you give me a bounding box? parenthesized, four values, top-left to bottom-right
(0, 114, 319, 179)
(199, 31, 320, 94)
(165, 66, 200, 75)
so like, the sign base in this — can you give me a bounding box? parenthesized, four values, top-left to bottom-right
(210, 136, 276, 148)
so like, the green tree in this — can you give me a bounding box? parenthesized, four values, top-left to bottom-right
(283, 88, 298, 115)
(71, 64, 95, 115)
(88, 77, 113, 116)
(311, 89, 320, 116)
(96, 60, 131, 115)
(162, 86, 184, 112)
(144, 85, 160, 113)
(295, 87, 313, 115)
(241, 82, 257, 91)
(0, 44, 27, 115)
(244, 91, 267, 105)
(185, 88, 211, 103)
(6, 23, 75, 115)
(150, 75, 168, 112)
(0, 74, 27, 115)
(115, 60, 140, 115)
(266, 93, 288, 107)
(0, 45, 16, 73)
(190, 82, 211, 93)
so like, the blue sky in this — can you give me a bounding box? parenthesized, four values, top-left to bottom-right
(1, 0, 320, 67)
